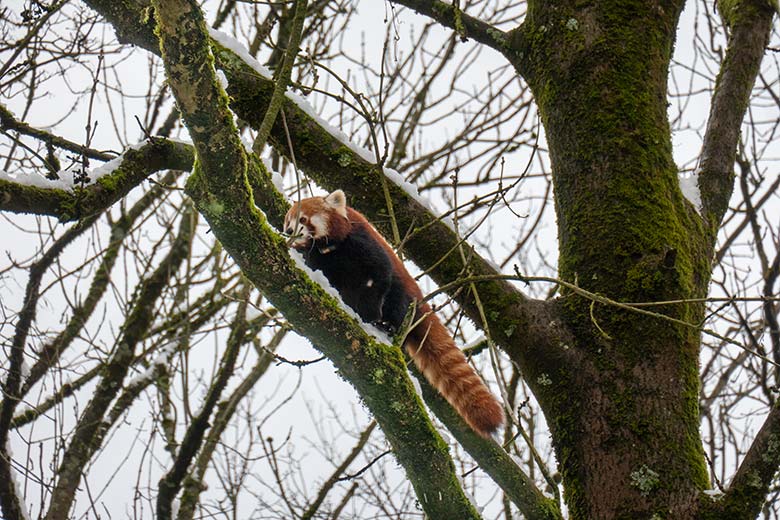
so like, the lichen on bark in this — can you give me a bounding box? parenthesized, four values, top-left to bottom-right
(512, 1, 716, 517)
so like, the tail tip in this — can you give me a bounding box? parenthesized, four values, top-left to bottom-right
(469, 402, 504, 440)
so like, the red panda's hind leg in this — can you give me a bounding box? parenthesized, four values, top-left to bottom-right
(380, 279, 417, 333)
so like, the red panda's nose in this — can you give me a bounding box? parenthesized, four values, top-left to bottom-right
(285, 227, 293, 235)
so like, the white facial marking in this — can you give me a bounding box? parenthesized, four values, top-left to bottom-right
(286, 209, 312, 247)
(309, 214, 328, 238)
(366, 279, 374, 287)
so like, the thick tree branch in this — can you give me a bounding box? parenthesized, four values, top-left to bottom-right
(0, 139, 193, 220)
(705, 401, 780, 519)
(698, 0, 774, 227)
(152, 1, 483, 517)
(83, 0, 160, 53)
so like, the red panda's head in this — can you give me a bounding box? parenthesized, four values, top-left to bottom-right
(284, 190, 351, 249)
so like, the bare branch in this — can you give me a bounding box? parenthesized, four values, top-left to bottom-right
(156, 285, 249, 519)
(698, 0, 775, 225)
(301, 421, 377, 520)
(42, 205, 195, 520)
(0, 215, 98, 520)
(0, 104, 114, 161)
(385, 0, 515, 61)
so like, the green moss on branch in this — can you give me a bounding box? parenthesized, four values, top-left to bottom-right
(153, 1, 484, 516)
(0, 139, 193, 221)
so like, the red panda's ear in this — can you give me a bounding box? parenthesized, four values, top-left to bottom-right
(324, 190, 347, 217)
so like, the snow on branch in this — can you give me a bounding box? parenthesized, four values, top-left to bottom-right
(0, 139, 194, 220)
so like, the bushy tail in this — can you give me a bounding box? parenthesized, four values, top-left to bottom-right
(405, 312, 504, 438)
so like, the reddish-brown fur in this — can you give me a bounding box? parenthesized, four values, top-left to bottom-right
(287, 194, 504, 438)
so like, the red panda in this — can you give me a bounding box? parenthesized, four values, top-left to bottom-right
(284, 190, 504, 438)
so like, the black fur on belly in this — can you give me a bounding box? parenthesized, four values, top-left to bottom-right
(302, 223, 414, 332)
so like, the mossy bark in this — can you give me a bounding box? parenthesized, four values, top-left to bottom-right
(0, 140, 193, 220)
(511, 2, 713, 518)
(152, 1, 483, 517)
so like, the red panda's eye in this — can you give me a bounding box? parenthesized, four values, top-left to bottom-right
(299, 216, 308, 224)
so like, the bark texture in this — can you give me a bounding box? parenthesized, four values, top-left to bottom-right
(512, 2, 713, 518)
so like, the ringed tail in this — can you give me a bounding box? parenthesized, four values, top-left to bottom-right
(405, 310, 504, 438)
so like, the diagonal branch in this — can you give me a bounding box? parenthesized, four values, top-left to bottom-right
(697, 0, 774, 227)
(152, 1, 483, 517)
(384, 0, 514, 60)
(708, 400, 780, 518)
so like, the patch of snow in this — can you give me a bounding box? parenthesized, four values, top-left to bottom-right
(271, 170, 285, 192)
(245, 305, 265, 322)
(409, 374, 424, 398)
(463, 334, 487, 350)
(125, 343, 176, 388)
(125, 365, 156, 389)
(215, 69, 229, 90)
(166, 136, 194, 147)
(89, 154, 126, 183)
(208, 28, 273, 79)
(260, 157, 285, 192)
(1, 166, 74, 192)
(679, 170, 702, 214)
(383, 167, 456, 232)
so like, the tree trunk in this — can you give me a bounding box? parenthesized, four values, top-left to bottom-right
(513, 2, 712, 517)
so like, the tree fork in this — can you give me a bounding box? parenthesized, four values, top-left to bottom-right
(513, 1, 714, 518)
